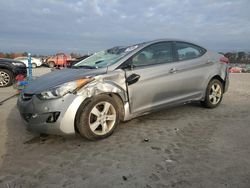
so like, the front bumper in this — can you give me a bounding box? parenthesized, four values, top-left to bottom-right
(17, 93, 86, 135)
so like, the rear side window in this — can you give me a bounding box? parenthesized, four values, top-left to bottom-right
(175, 42, 206, 61)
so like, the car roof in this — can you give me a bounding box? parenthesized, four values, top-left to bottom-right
(143, 38, 205, 48)
(107, 39, 207, 71)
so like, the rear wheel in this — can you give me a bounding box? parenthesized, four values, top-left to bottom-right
(76, 95, 120, 140)
(0, 69, 14, 87)
(48, 61, 55, 68)
(201, 79, 223, 108)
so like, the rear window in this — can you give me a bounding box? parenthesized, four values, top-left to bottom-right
(175, 42, 206, 61)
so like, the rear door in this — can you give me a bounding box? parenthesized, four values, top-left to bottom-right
(172, 41, 211, 98)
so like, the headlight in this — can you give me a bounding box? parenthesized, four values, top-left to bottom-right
(37, 78, 92, 100)
(12, 62, 25, 66)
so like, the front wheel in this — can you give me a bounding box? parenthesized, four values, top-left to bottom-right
(201, 79, 223, 108)
(32, 63, 37, 68)
(76, 95, 120, 140)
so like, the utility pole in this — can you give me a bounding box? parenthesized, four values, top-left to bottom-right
(28, 53, 32, 82)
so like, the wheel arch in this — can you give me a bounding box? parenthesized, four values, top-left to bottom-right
(48, 61, 55, 67)
(107, 93, 125, 121)
(0, 65, 13, 73)
(74, 92, 126, 133)
(209, 75, 225, 92)
(31, 62, 37, 67)
(202, 74, 225, 101)
(201, 76, 224, 108)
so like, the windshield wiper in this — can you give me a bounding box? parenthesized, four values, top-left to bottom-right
(72, 65, 97, 69)
(95, 60, 104, 65)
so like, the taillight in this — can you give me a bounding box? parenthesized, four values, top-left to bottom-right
(220, 56, 229, 64)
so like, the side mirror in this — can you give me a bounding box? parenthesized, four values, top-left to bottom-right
(121, 60, 134, 70)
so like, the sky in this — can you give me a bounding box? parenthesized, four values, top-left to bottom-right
(0, 0, 250, 55)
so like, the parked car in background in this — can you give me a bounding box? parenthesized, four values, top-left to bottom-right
(41, 56, 49, 64)
(14, 57, 42, 68)
(17, 39, 229, 140)
(0, 58, 27, 87)
(229, 66, 242, 73)
(45, 53, 72, 68)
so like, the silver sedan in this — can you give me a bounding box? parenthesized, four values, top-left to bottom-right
(17, 39, 229, 140)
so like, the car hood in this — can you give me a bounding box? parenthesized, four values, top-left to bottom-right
(23, 68, 107, 94)
(0, 58, 26, 67)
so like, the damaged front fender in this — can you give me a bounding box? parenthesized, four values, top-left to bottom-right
(77, 69, 128, 103)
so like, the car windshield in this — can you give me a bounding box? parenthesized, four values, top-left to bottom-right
(73, 44, 141, 69)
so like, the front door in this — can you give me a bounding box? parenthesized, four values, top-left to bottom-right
(124, 42, 184, 114)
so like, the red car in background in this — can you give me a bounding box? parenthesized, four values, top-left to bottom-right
(46, 53, 72, 68)
(229, 67, 242, 73)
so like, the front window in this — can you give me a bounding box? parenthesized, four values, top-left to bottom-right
(131, 42, 174, 67)
(73, 45, 141, 69)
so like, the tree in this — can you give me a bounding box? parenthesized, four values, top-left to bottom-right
(70, 52, 81, 58)
(0, 52, 4, 58)
(22, 52, 28, 57)
(236, 52, 246, 64)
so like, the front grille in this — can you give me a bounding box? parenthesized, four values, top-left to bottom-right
(21, 93, 34, 101)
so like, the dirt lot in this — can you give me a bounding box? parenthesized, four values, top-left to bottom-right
(0, 68, 250, 188)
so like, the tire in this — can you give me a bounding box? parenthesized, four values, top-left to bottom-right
(201, 79, 223, 108)
(48, 61, 55, 68)
(0, 69, 14, 87)
(76, 94, 120, 140)
(32, 63, 37, 68)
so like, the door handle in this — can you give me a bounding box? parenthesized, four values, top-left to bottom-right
(126, 74, 140, 85)
(169, 68, 177, 74)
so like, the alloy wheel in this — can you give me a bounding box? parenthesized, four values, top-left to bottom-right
(209, 83, 222, 105)
(0, 71, 10, 87)
(88, 101, 117, 135)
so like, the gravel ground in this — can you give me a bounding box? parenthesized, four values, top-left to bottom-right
(0, 68, 250, 188)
